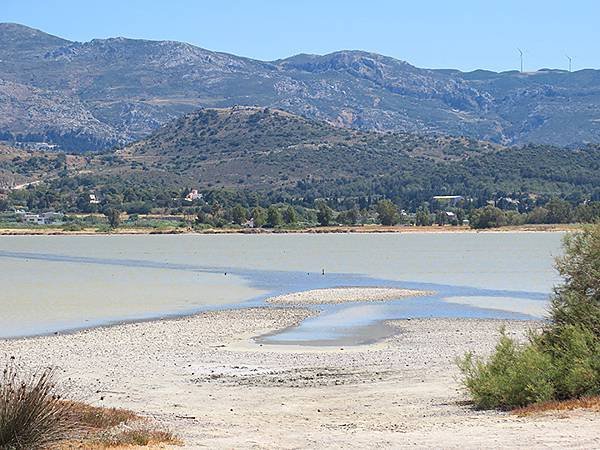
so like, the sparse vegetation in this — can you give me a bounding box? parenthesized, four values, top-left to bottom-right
(0, 361, 76, 449)
(0, 360, 180, 448)
(459, 223, 600, 409)
(512, 395, 600, 416)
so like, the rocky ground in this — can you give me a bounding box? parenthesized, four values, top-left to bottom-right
(1, 308, 598, 449)
(265, 287, 431, 305)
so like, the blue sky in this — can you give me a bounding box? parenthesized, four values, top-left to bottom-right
(3, 0, 598, 72)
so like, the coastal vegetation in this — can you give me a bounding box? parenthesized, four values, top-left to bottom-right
(459, 223, 600, 409)
(0, 360, 180, 448)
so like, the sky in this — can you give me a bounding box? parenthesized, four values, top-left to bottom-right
(2, 0, 599, 72)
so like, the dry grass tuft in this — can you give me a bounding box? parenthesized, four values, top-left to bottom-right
(55, 405, 181, 449)
(0, 361, 77, 449)
(1, 360, 180, 449)
(67, 402, 138, 430)
(513, 396, 600, 416)
(94, 426, 182, 447)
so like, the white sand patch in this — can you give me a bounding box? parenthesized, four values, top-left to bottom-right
(266, 286, 431, 305)
(443, 296, 550, 318)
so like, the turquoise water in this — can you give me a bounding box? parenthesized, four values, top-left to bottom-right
(0, 232, 564, 344)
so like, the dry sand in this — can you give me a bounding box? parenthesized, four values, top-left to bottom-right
(266, 287, 431, 305)
(1, 308, 598, 449)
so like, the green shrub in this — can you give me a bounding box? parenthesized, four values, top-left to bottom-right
(540, 325, 600, 400)
(62, 223, 84, 232)
(459, 224, 600, 409)
(458, 331, 555, 409)
(547, 225, 600, 339)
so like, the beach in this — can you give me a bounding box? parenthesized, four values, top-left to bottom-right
(2, 306, 598, 449)
(266, 287, 432, 304)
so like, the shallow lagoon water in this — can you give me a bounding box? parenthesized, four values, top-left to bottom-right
(0, 232, 563, 344)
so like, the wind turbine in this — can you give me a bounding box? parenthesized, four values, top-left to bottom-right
(566, 54, 573, 72)
(517, 48, 524, 73)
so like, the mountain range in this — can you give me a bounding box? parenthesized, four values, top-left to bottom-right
(2, 23, 600, 151)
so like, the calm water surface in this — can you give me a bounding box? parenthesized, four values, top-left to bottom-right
(0, 233, 564, 344)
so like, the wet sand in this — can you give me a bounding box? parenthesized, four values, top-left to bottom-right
(1, 307, 598, 449)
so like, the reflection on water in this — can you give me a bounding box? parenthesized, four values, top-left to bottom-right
(0, 233, 564, 343)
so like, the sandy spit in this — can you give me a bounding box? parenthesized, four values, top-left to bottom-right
(266, 286, 432, 305)
(1, 308, 598, 449)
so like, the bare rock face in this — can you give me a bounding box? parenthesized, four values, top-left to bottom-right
(1, 23, 600, 151)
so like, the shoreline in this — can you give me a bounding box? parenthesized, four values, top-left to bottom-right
(2, 307, 598, 448)
(0, 286, 431, 341)
(0, 223, 578, 236)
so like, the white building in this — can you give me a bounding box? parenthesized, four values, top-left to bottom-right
(19, 211, 64, 225)
(184, 189, 202, 202)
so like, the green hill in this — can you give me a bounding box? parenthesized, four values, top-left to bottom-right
(5, 107, 595, 214)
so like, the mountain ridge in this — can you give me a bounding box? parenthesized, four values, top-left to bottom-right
(2, 23, 600, 150)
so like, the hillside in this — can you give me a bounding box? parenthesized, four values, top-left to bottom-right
(114, 107, 500, 193)
(4, 107, 590, 214)
(2, 23, 600, 150)
(0, 143, 91, 190)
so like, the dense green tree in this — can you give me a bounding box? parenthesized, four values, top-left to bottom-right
(252, 206, 266, 228)
(266, 205, 283, 228)
(125, 202, 151, 215)
(282, 205, 297, 225)
(103, 208, 121, 228)
(574, 202, 600, 223)
(415, 207, 433, 226)
(231, 204, 248, 225)
(546, 199, 574, 224)
(469, 206, 507, 229)
(338, 206, 360, 225)
(527, 207, 549, 224)
(435, 211, 448, 226)
(316, 201, 333, 226)
(375, 199, 399, 226)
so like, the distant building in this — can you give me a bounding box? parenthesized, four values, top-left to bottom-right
(496, 197, 520, 210)
(19, 211, 64, 225)
(89, 193, 100, 204)
(433, 195, 464, 207)
(184, 189, 202, 202)
(16, 142, 59, 151)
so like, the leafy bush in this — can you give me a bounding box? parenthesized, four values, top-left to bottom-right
(459, 331, 555, 409)
(547, 225, 600, 338)
(469, 206, 507, 229)
(541, 325, 600, 399)
(459, 224, 600, 409)
(62, 223, 84, 232)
